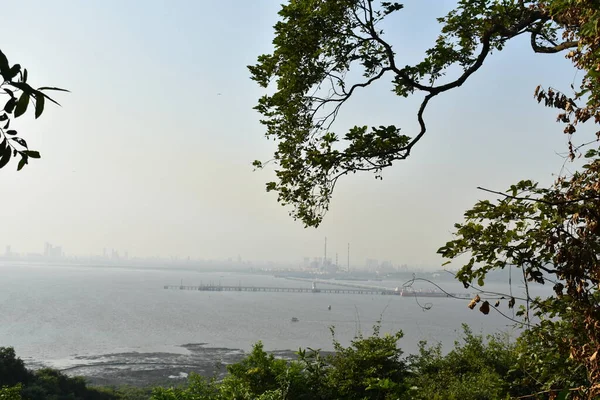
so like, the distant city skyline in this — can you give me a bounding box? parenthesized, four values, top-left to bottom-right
(0, 238, 423, 272)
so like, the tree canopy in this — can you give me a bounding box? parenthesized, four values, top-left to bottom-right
(0, 329, 529, 400)
(0, 346, 148, 400)
(439, 148, 600, 398)
(251, 0, 600, 397)
(0, 49, 67, 171)
(151, 325, 526, 400)
(250, 0, 599, 227)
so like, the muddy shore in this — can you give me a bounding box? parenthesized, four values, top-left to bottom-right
(50, 344, 309, 388)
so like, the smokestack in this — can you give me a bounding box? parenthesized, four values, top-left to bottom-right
(347, 242, 350, 273)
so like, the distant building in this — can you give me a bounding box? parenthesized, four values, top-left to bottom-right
(366, 258, 379, 271)
(325, 262, 338, 274)
(309, 257, 322, 269)
(379, 261, 395, 273)
(44, 242, 63, 258)
(302, 257, 310, 268)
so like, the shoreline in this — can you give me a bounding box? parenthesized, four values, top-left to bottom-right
(29, 344, 308, 388)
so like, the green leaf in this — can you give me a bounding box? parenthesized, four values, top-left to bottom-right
(23, 150, 40, 159)
(0, 140, 12, 169)
(9, 81, 35, 96)
(8, 64, 20, 80)
(14, 92, 30, 118)
(4, 98, 16, 113)
(35, 92, 45, 119)
(11, 137, 27, 148)
(17, 154, 28, 171)
(36, 91, 61, 106)
(37, 86, 70, 92)
(556, 389, 569, 400)
(5, 130, 17, 135)
(0, 50, 10, 79)
(584, 148, 598, 158)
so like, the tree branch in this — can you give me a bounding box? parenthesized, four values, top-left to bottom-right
(477, 186, 600, 206)
(531, 33, 579, 53)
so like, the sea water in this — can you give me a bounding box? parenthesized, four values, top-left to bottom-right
(0, 262, 533, 369)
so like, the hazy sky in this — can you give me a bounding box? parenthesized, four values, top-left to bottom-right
(0, 1, 586, 267)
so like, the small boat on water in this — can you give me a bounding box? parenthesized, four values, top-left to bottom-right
(327, 305, 331, 310)
(291, 317, 299, 322)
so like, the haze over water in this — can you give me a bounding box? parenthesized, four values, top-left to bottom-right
(0, 262, 528, 370)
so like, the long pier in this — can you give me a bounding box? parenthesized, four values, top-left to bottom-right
(280, 276, 391, 291)
(164, 284, 397, 296)
(277, 277, 471, 299)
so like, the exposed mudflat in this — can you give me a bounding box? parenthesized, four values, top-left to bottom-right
(53, 344, 305, 387)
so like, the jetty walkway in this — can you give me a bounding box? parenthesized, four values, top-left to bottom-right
(164, 284, 397, 296)
(279, 276, 391, 291)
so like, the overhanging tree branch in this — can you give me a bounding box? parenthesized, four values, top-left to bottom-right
(250, 1, 589, 228)
(477, 186, 600, 206)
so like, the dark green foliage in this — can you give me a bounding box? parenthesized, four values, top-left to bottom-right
(219, 341, 312, 399)
(438, 151, 600, 396)
(406, 325, 523, 400)
(150, 327, 409, 400)
(512, 320, 589, 397)
(151, 373, 218, 400)
(0, 346, 148, 400)
(0, 348, 31, 388)
(0, 384, 23, 400)
(250, 0, 588, 227)
(21, 368, 117, 400)
(322, 327, 409, 399)
(105, 386, 153, 400)
(0, 49, 67, 171)
(150, 325, 533, 400)
(222, 342, 289, 396)
(3, 330, 575, 400)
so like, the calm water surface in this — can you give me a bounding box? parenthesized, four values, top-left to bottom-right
(0, 262, 530, 369)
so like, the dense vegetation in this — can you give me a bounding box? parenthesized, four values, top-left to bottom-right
(248, 0, 600, 397)
(0, 323, 585, 399)
(0, 347, 150, 400)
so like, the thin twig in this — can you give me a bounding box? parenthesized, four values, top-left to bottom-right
(477, 186, 600, 205)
